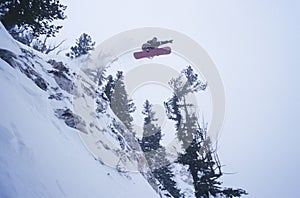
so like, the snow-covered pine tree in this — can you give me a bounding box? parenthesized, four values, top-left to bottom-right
(140, 100, 181, 198)
(0, 0, 66, 37)
(165, 66, 247, 197)
(110, 71, 135, 131)
(8, 27, 34, 45)
(66, 33, 95, 58)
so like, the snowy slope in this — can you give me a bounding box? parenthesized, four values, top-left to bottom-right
(0, 23, 158, 198)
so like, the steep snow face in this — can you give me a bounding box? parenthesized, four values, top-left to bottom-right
(0, 23, 158, 198)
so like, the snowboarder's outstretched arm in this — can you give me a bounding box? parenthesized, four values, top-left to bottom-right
(159, 40, 173, 45)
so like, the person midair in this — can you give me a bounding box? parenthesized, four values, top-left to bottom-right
(142, 37, 173, 52)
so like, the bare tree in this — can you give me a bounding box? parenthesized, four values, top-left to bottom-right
(32, 37, 66, 54)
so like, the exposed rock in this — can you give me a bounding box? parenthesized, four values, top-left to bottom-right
(48, 92, 64, 100)
(47, 59, 69, 73)
(47, 59, 73, 93)
(34, 76, 48, 91)
(0, 48, 48, 91)
(54, 108, 87, 133)
(0, 48, 20, 68)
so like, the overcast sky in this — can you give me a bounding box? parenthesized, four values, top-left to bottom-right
(56, 0, 300, 197)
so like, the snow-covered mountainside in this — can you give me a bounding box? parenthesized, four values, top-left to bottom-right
(0, 23, 159, 198)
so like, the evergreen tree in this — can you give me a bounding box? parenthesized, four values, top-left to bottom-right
(153, 167, 181, 198)
(0, 0, 66, 37)
(104, 75, 115, 102)
(179, 124, 247, 197)
(165, 66, 247, 197)
(165, 66, 207, 150)
(164, 94, 181, 131)
(140, 100, 161, 152)
(140, 100, 181, 198)
(66, 33, 95, 58)
(110, 71, 135, 131)
(8, 26, 34, 45)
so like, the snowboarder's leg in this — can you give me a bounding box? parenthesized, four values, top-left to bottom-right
(142, 43, 150, 51)
(142, 43, 155, 52)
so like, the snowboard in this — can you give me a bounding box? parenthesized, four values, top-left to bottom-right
(133, 47, 171, 59)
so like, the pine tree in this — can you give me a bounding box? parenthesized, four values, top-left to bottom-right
(164, 94, 181, 131)
(165, 66, 247, 197)
(0, 0, 66, 37)
(66, 33, 95, 58)
(8, 26, 34, 45)
(140, 100, 161, 152)
(179, 125, 222, 197)
(179, 124, 247, 197)
(104, 75, 114, 102)
(165, 66, 206, 150)
(140, 100, 181, 198)
(110, 71, 135, 131)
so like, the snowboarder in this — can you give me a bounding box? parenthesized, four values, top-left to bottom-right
(133, 37, 173, 59)
(142, 37, 173, 52)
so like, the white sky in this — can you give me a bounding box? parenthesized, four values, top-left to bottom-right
(55, 0, 300, 197)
